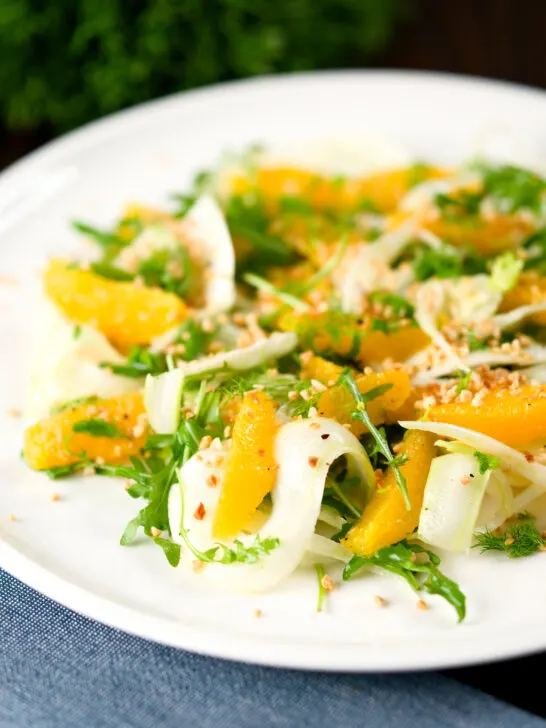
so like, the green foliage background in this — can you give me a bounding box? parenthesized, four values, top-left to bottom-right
(0, 0, 410, 132)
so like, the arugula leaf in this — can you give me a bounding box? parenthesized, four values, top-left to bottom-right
(343, 540, 466, 621)
(411, 243, 486, 281)
(152, 537, 181, 567)
(338, 370, 410, 509)
(226, 194, 300, 271)
(368, 291, 415, 320)
(473, 451, 500, 475)
(315, 563, 326, 612)
(72, 221, 128, 252)
(479, 163, 546, 215)
(40, 461, 90, 480)
(474, 513, 545, 558)
(90, 261, 134, 282)
(72, 418, 129, 439)
(434, 190, 482, 220)
(101, 347, 167, 378)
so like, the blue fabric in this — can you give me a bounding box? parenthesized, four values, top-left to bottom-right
(0, 569, 543, 728)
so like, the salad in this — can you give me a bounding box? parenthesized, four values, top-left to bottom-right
(22, 141, 546, 622)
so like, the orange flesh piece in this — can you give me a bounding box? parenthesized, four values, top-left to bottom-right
(212, 391, 278, 541)
(230, 166, 447, 214)
(425, 215, 535, 255)
(278, 310, 429, 366)
(23, 393, 146, 471)
(44, 261, 187, 348)
(303, 357, 412, 435)
(500, 271, 546, 325)
(342, 430, 437, 555)
(425, 385, 546, 448)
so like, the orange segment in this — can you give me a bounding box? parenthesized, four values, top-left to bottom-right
(342, 430, 436, 555)
(358, 327, 430, 366)
(316, 367, 412, 436)
(23, 393, 146, 471)
(425, 214, 535, 255)
(425, 385, 546, 448)
(212, 391, 278, 540)
(230, 166, 448, 214)
(44, 261, 187, 348)
(500, 271, 546, 325)
(278, 310, 429, 365)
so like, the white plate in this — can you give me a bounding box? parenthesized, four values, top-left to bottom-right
(1, 71, 546, 672)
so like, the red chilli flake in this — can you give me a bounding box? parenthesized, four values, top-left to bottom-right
(193, 502, 206, 520)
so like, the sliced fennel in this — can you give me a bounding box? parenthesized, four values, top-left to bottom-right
(182, 195, 236, 315)
(410, 341, 546, 385)
(116, 195, 235, 315)
(493, 302, 546, 331)
(335, 221, 418, 313)
(168, 417, 375, 592)
(26, 303, 141, 421)
(413, 281, 465, 373)
(401, 420, 546, 498)
(115, 224, 179, 270)
(145, 332, 298, 433)
(417, 452, 512, 553)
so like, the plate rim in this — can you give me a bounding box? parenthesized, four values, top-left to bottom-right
(2, 68, 546, 672)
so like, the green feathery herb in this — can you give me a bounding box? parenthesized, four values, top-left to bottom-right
(473, 451, 500, 475)
(343, 540, 466, 621)
(474, 513, 545, 559)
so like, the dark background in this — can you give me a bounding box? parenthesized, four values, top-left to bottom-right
(1, 0, 545, 719)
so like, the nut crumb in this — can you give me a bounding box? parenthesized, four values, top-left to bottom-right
(199, 435, 212, 450)
(309, 422, 321, 430)
(8, 513, 17, 522)
(50, 493, 61, 503)
(192, 560, 206, 572)
(254, 608, 263, 618)
(374, 595, 387, 607)
(321, 574, 335, 592)
(5, 408, 21, 418)
(308, 456, 319, 468)
(150, 526, 162, 538)
(308, 406, 318, 418)
(416, 599, 428, 611)
(206, 474, 218, 488)
(504, 537, 515, 546)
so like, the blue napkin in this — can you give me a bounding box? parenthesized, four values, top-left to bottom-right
(0, 569, 543, 728)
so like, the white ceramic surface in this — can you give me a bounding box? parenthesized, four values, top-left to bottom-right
(1, 71, 546, 672)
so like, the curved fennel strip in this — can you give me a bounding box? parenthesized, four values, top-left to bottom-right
(26, 304, 140, 421)
(145, 332, 298, 433)
(335, 221, 426, 314)
(410, 342, 546, 386)
(401, 420, 546, 502)
(168, 418, 374, 592)
(117, 194, 235, 319)
(182, 195, 236, 315)
(417, 452, 512, 553)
